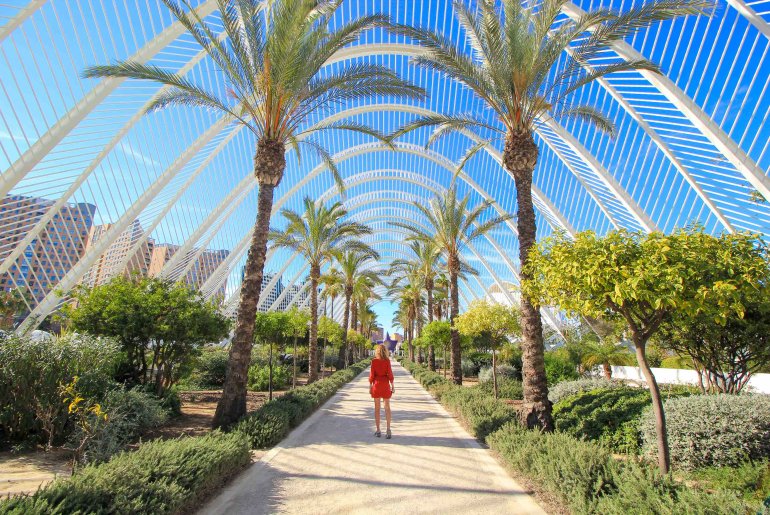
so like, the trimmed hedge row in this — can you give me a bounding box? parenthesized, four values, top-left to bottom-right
(0, 432, 250, 515)
(234, 359, 371, 448)
(400, 359, 749, 515)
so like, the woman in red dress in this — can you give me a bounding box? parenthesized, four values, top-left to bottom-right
(369, 344, 395, 439)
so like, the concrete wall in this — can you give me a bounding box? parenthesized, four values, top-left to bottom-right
(610, 366, 770, 394)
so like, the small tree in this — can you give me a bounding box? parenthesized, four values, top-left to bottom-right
(582, 341, 635, 379)
(456, 301, 520, 398)
(318, 316, 343, 378)
(422, 320, 451, 377)
(254, 311, 289, 401)
(525, 229, 770, 474)
(283, 307, 310, 389)
(0, 289, 27, 330)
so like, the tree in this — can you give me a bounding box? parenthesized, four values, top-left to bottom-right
(317, 315, 343, 378)
(271, 198, 373, 382)
(68, 276, 229, 394)
(524, 229, 769, 473)
(283, 307, 310, 389)
(422, 320, 452, 377)
(254, 311, 289, 401)
(0, 289, 27, 330)
(320, 269, 343, 320)
(456, 300, 520, 398)
(392, 0, 708, 430)
(582, 341, 634, 379)
(335, 248, 380, 367)
(85, 0, 424, 429)
(392, 186, 510, 385)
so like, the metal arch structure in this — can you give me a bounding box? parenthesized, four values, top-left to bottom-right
(1, 0, 769, 332)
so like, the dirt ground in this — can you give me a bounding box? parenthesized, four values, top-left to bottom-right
(0, 371, 338, 498)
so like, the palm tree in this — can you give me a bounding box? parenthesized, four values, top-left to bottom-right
(433, 273, 449, 322)
(335, 248, 380, 367)
(358, 304, 378, 341)
(392, 187, 511, 384)
(320, 268, 343, 321)
(582, 341, 634, 379)
(270, 198, 372, 382)
(389, 241, 441, 369)
(392, 0, 707, 429)
(84, 0, 424, 429)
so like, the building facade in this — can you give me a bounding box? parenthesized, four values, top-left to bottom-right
(80, 219, 154, 287)
(0, 194, 96, 301)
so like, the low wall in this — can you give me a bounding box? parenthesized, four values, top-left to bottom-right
(610, 365, 770, 394)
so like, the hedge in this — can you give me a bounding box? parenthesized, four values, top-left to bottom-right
(234, 359, 371, 448)
(0, 432, 250, 515)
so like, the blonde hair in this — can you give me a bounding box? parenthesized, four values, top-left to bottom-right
(374, 344, 389, 360)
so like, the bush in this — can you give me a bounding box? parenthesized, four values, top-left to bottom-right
(189, 347, 229, 388)
(75, 388, 168, 464)
(0, 333, 120, 445)
(478, 364, 518, 383)
(543, 349, 580, 385)
(439, 386, 516, 440)
(247, 364, 291, 391)
(235, 359, 370, 449)
(461, 359, 479, 377)
(640, 394, 770, 469)
(478, 377, 523, 400)
(548, 377, 624, 404)
(487, 423, 748, 515)
(684, 461, 770, 508)
(0, 432, 250, 515)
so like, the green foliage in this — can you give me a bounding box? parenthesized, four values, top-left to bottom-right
(247, 364, 291, 391)
(0, 432, 250, 515)
(543, 348, 580, 385)
(455, 300, 520, 350)
(0, 333, 120, 445)
(0, 289, 26, 330)
(317, 316, 344, 347)
(487, 424, 747, 515)
(478, 377, 523, 400)
(553, 387, 690, 454)
(548, 377, 625, 404)
(478, 364, 518, 383)
(186, 347, 230, 388)
(235, 360, 370, 449)
(684, 461, 770, 508)
(640, 394, 770, 469)
(68, 276, 230, 392)
(421, 320, 451, 348)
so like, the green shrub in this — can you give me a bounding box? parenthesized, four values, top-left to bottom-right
(247, 364, 291, 391)
(76, 388, 168, 464)
(478, 364, 518, 383)
(640, 394, 770, 469)
(548, 377, 624, 404)
(0, 333, 120, 445)
(487, 423, 747, 515)
(438, 386, 515, 440)
(189, 347, 230, 387)
(684, 461, 770, 508)
(543, 350, 579, 385)
(478, 377, 523, 400)
(235, 359, 369, 449)
(460, 359, 479, 377)
(0, 432, 250, 515)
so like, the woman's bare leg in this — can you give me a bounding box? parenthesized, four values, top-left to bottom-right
(374, 398, 381, 431)
(384, 399, 391, 431)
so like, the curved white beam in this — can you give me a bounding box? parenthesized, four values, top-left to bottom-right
(725, 0, 770, 40)
(0, 0, 47, 43)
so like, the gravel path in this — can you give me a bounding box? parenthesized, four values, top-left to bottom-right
(200, 360, 545, 514)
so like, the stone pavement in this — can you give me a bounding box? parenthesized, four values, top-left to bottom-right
(200, 360, 546, 514)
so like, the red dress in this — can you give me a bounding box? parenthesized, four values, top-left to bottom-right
(369, 358, 394, 399)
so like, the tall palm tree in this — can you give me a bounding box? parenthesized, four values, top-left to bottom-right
(433, 273, 449, 322)
(84, 0, 424, 428)
(335, 248, 380, 367)
(389, 281, 422, 362)
(358, 304, 377, 340)
(392, 0, 707, 429)
(393, 187, 511, 384)
(270, 197, 372, 382)
(320, 268, 343, 322)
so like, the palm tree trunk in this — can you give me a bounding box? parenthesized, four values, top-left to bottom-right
(633, 332, 670, 473)
(213, 181, 277, 429)
(603, 362, 612, 380)
(504, 130, 551, 430)
(492, 349, 498, 399)
(292, 334, 298, 389)
(449, 258, 461, 385)
(426, 278, 436, 371)
(308, 265, 320, 383)
(338, 287, 352, 368)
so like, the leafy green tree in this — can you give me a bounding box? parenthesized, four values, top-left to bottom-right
(0, 289, 27, 330)
(456, 301, 521, 398)
(317, 315, 343, 378)
(335, 248, 380, 367)
(422, 320, 452, 378)
(68, 276, 229, 394)
(85, 0, 424, 428)
(392, 0, 708, 431)
(271, 198, 373, 382)
(392, 186, 510, 385)
(254, 311, 289, 400)
(525, 229, 769, 473)
(283, 307, 310, 389)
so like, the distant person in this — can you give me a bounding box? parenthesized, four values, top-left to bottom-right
(369, 344, 395, 439)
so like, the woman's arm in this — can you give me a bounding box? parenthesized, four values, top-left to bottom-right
(369, 363, 374, 384)
(388, 361, 394, 392)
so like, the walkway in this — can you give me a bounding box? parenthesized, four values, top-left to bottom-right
(201, 360, 545, 515)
